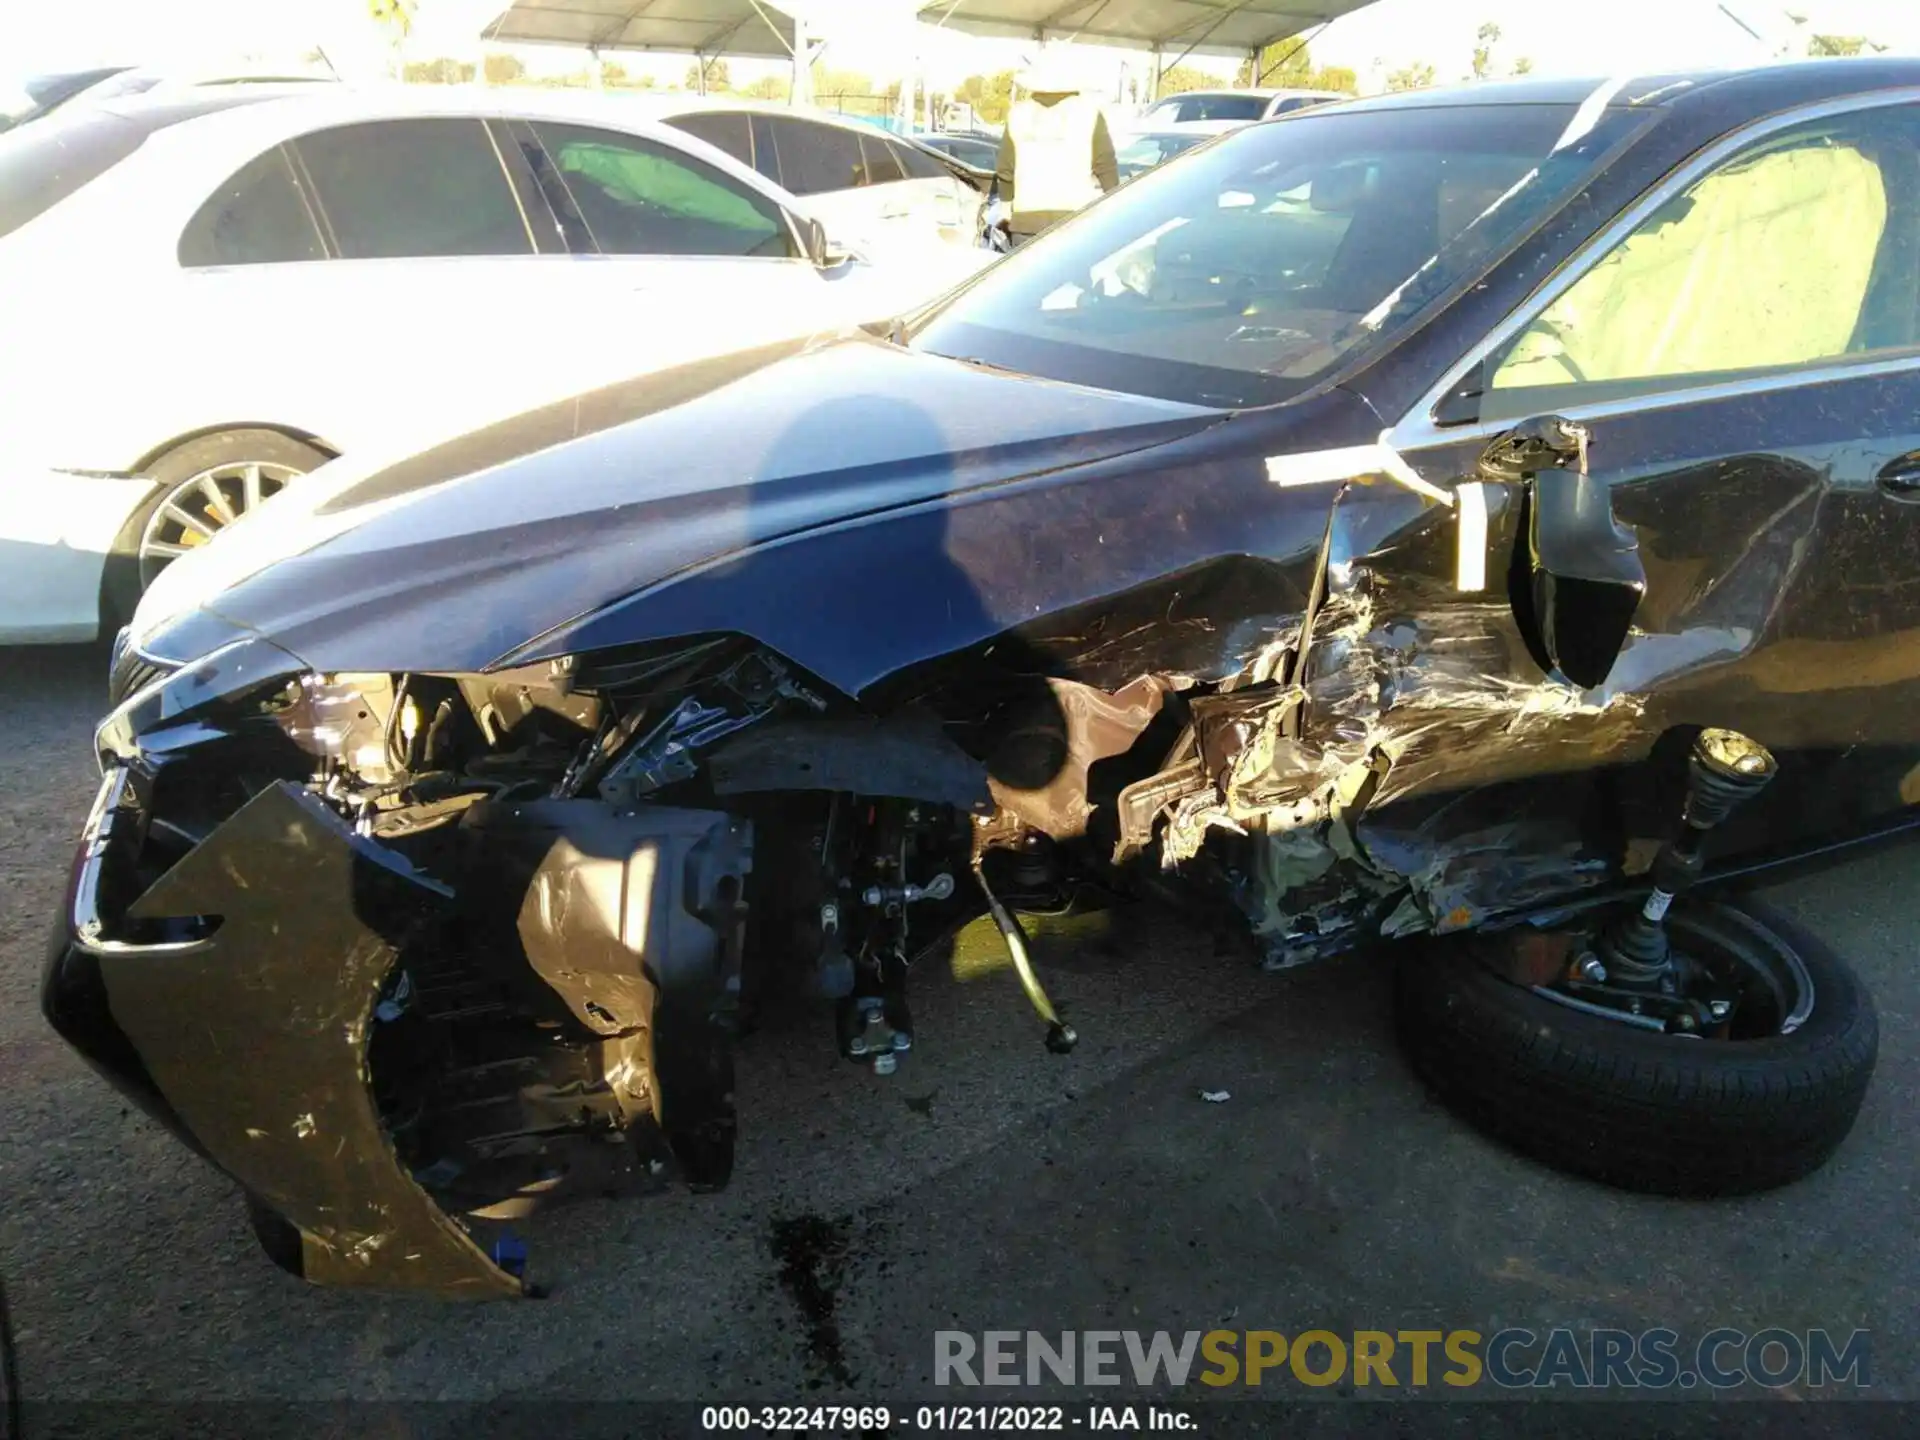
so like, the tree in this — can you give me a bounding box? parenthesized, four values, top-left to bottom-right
(1386, 61, 1436, 92)
(1511, 56, 1534, 76)
(367, 0, 417, 77)
(1239, 40, 1358, 94)
(953, 70, 1015, 125)
(1470, 22, 1501, 81)
(403, 57, 473, 84)
(484, 54, 525, 85)
(1809, 35, 1874, 56)
(812, 66, 876, 100)
(1156, 64, 1219, 96)
(686, 57, 730, 91)
(740, 74, 790, 102)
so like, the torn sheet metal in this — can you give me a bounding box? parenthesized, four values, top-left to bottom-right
(989, 674, 1174, 837)
(463, 798, 752, 1191)
(109, 783, 524, 1298)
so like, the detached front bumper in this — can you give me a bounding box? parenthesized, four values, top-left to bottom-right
(42, 758, 527, 1298)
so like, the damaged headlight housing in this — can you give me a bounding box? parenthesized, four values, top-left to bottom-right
(96, 635, 306, 764)
(267, 673, 401, 781)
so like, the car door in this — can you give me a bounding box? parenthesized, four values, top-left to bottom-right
(169, 115, 564, 457)
(1392, 95, 1920, 839)
(509, 118, 864, 368)
(889, 132, 986, 245)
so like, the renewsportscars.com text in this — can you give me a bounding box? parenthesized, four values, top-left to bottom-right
(934, 1328, 1871, 1390)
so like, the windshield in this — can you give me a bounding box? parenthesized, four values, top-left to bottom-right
(915, 101, 1648, 408)
(1143, 93, 1268, 125)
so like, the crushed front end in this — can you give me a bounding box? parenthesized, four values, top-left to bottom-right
(43, 637, 809, 1297)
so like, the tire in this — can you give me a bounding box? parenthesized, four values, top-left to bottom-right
(1393, 897, 1878, 1197)
(103, 428, 330, 624)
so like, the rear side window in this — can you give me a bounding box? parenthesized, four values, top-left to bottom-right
(771, 116, 865, 195)
(858, 132, 905, 185)
(531, 121, 794, 258)
(0, 107, 145, 240)
(178, 145, 324, 266)
(293, 118, 532, 258)
(668, 111, 753, 167)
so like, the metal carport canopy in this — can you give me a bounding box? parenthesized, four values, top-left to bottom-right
(916, 1, 1379, 59)
(482, 1, 798, 59)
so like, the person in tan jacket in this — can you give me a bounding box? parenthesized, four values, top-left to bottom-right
(993, 56, 1119, 245)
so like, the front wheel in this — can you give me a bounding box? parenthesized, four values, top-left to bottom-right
(1393, 897, 1877, 1196)
(105, 429, 329, 621)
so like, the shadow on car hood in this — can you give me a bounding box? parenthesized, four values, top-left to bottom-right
(135, 332, 1222, 676)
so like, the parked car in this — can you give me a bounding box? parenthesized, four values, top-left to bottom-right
(1115, 126, 1218, 179)
(0, 85, 992, 644)
(627, 98, 989, 266)
(914, 130, 1000, 173)
(0, 66, 133, 132)
(1131, 86, 1342, 130)
(0, 61, 336, 134)
(51, 60, 1919, 1296)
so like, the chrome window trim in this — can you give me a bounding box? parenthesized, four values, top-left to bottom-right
(1389, 85, 1920, 454)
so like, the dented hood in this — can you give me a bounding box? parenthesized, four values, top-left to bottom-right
(134, 333, 1223, 677)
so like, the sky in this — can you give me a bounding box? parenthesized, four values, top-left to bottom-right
(8, 0, 1920, 93)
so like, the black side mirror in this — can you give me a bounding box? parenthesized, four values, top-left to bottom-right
(1480, 415, 1645, 689)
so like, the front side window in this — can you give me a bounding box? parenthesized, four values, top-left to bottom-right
(914, 102, 1648, 408)
(1485, 107, 1920, 421)
(532, 121, 793, 258)
(772, 117, 866, 195)
(858, 131, 906, 186)
(894, 137, 951, 180)
(667, 111, 753, 167)
(749, 115, 782, 180)
(293, 118, 532, 259)
(179, 145, 324, 266)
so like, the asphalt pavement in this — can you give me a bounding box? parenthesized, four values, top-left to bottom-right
(1, 641, 1913, 1428)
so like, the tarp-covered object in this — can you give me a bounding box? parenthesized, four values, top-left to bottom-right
(917, 1, 1380, 59)
(484, 1, 797, 59)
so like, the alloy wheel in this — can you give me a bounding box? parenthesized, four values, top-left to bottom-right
(137, 460, 300, 588)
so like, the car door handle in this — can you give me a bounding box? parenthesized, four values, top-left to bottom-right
(1877, 453, 1920, 496)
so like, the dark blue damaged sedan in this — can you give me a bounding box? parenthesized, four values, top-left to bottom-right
(49, 61, 1920, 1295)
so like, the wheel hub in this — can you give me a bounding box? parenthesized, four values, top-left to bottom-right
(138, 460, 300, 587)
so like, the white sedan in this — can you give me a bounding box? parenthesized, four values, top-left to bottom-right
(0, 85, 992, 644)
